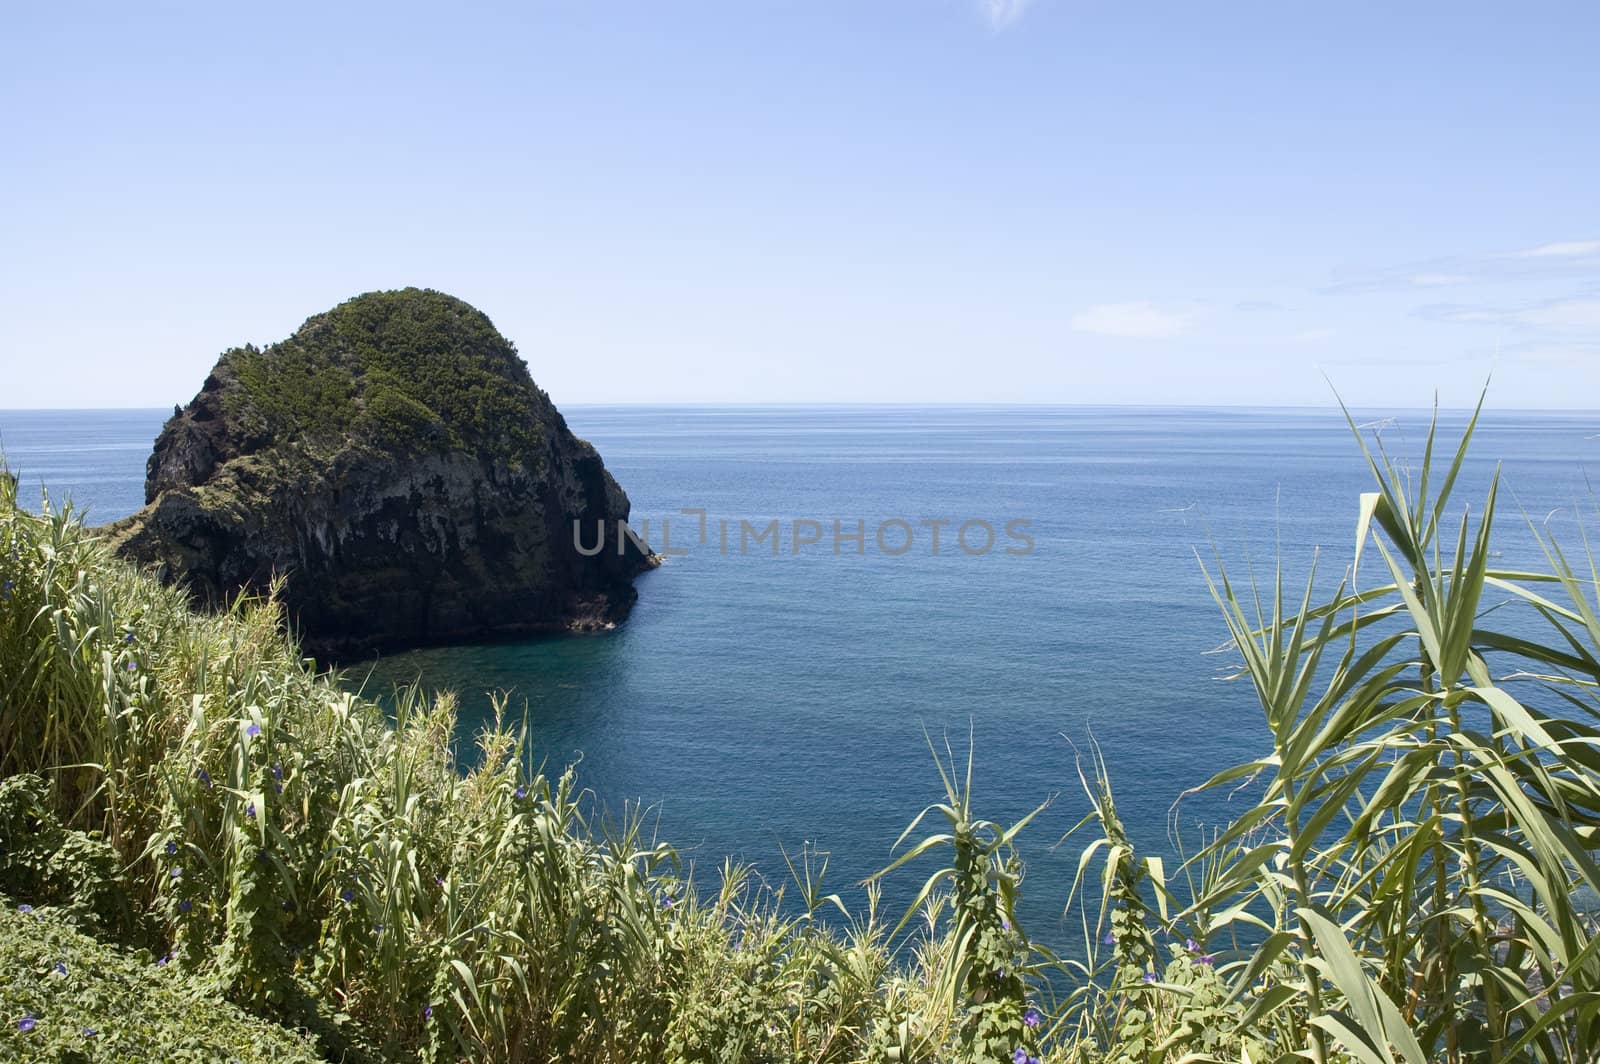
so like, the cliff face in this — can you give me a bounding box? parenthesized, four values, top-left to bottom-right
(108, 288, 654, 657)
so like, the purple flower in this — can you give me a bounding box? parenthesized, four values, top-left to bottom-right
(1102, 930, 1116, 945)
(18, 1014, 35, 1032)
(170, 867, 182, 879)
(514, 786, 526, 799)
(246, 723, 260, 737)
(83, 1027, 96, 1037)
(1012, 1050, 1028, 1064)
(245, 802, 256, 820)
(165, 841, 177, 855)
(178, 898, 192, 913)
(54, 961, 67, 976)
(1185, 937, 1199, 952)
(125, 660, 137, 671)
(660, 895, 674, 910)
(1142, 971, 1159, 983)
(271, 764, 282, 780)
(1001, 917, 1011, 931)
(424, 1005, 433, 1020)
(124, 631, 134, 644)
(341, 888, 355, 903)
(1023, 1005, 1042, 1028)
(1196, 954, 1215, 967)
(17, 904, 32, 914)
(196, 768, 211, 787)
(156, 952, 170, 966)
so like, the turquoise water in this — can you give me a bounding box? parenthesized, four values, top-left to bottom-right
(5, 404, 1599, 947)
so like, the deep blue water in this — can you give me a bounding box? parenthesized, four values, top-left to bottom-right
(5, 404, 1599, 949)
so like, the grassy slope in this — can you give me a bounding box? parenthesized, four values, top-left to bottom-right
(0, 473, 1047, 1063)
(0, 903, 322, 1063)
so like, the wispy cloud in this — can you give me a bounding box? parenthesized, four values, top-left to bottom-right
(1510, 342, 1600, 365)
(978, 0, 1033, 30)
(1417, 291, 1600, 332)
(1324, 238, 1600, 294)
(1514, 239, 1600, 259)
(1071, 301, 1192, 339)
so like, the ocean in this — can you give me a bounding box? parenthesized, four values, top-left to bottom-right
(4, 404, 1597, 948)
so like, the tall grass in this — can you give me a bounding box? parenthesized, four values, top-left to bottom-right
(0, 469, 1046, 1062)
(5, 399, 1600, 1063)
(1055, 399, 1600, 1063)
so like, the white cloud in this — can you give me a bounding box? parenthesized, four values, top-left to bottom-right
(1071, 301, 1193, 339)
(1419, 294, 1600, 332)
(1515, 298, 1600, 330)
(1515, 344, 1597, 365)
(1514, 239, 1600, 259)
(979, 0, 1033, 30)
(1326, 239, 1600, 293)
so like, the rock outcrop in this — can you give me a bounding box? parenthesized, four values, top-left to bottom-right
(107, 288, 655, 657)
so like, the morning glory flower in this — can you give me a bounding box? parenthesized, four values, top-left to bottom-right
(17, 904, 32, 914)
(165, 841, 177, 855)
(1023, 1006, 1042, 1028)
(246, 723, 260, 737)
(18, 1015, 35, 1032)
(514, 786, 526, 799)
(660, 895, 674, 910)
(1012, 1050, 1028, 1064)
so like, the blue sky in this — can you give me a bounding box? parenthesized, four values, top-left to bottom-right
(3, 1, 1597, 408)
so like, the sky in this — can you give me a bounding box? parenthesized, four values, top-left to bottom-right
(2, 1, 1598, 409)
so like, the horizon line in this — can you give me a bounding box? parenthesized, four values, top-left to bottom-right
(4, 400, 1600, 415)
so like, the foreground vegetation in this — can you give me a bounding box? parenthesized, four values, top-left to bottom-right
(4, 400, 1600, 1062)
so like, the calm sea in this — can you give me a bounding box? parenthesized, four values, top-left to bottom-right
(4, 405, 1598, 947)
